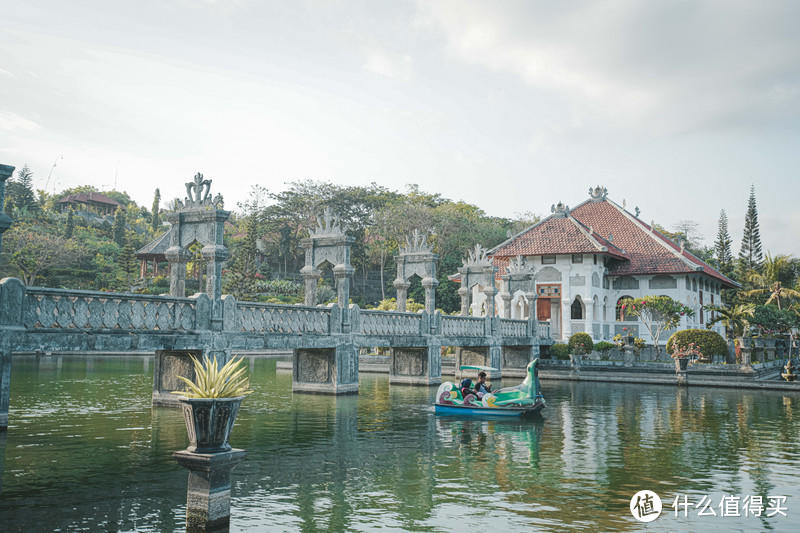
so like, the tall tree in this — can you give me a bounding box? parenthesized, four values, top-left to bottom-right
(2, 222, 79, 285)
(739, 185, 763, 272)
(113, 207, 127, 246)
(224, 215, 260, 300)
(65, 208, 75, 239)
(151, 188, 161, 233)
(8, 165, 38, 212)
(118, 236, 136, 288)
(714, 209, 733, 274)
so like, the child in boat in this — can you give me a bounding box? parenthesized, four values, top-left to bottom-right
(474, 371, 491, 398)
(460, 378, 475, 399)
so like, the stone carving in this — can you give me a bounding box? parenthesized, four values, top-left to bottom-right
(550, 201, 569, 216)
(173, 173, 223, 210)
(310, 207, 347, 237)
(401, 229, 433, 254)
(588, 185, 608, 200)
(507, 255, 533, 275)
(463, 244, 491, 267)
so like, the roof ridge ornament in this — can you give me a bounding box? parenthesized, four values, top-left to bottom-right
(550, 201, 570, 217)
(588, 185, 608, 201)
(507, 255, 534, 275)
(310, 206, 347, 237)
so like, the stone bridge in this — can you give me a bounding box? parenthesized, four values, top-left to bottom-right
(0, 169, 551, 430)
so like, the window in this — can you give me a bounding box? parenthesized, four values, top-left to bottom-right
(593, 255, 598, 265)
(572, 254, 583, 263)
(571, 297, 584, 320)
(542, 255, 556, 264)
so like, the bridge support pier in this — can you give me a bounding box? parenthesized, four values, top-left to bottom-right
(0, 347, 10, 431)
(153, 334, 232, 406)
(292, 342, 359, 394)
(502, 345, 536, 378)
(454, 344, 502, 380)
(0, 277, 25, 431)
(389, 342, 442, 386)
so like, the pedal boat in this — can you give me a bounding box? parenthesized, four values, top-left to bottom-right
(435, 360, 545, 417)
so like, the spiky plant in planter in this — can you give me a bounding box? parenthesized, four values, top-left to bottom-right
(173, 354, 253, 453)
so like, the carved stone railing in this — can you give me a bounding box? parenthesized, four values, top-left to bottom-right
(440, 315, 486, 337)
(537, 321, 551, 339)
(359, 310, 423, 336)
(23, 287, 197, 331)
(500, 318, 527, 337)
(237, 302, 331, 335)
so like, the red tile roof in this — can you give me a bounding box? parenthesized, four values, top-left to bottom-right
(57, 192, 120, 206)
(488, 196, 737, 287)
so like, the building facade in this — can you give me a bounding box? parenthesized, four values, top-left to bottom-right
(468, 186, 737, 344)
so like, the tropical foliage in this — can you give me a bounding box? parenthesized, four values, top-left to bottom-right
(619, 296, 694, 354)
(172, 355, 253, 399)
(666, 329, 727, 359)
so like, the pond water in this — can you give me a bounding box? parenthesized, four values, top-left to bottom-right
(1, 356, 799, 532)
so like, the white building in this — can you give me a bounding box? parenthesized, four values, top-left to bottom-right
(467, 186, 737, 344)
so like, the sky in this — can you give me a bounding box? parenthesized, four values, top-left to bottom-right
(2, 0, 799, 255)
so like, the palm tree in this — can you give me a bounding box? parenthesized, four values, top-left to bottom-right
(742, 254, 800, 309)
(704, 303, 755, 339)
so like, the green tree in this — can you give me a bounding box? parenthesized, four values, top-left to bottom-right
(742, 254, 800, 309)
(739, 185, 763, 272)
(151, 188, 161, 233)
(619, 296, 694, 354)
(2, 222, 79, 285)
(112, 207, 127, 246)
(7, 165, 38, 212)
(704, 303, 755, 339)
(224, 215, 260, 300)
(714, 209, 733, 275)
(64, 208, 75, 239)
(118, 236, 136, 288)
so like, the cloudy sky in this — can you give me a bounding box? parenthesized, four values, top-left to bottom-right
(2, 1, 799, 254)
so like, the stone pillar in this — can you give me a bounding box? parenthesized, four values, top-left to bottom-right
(389, 342, 442, 386)
(292, 341, 359, 394)
(0, 164, 15, 253)
(174, 448, 246, 533)
(333, 264, 353, 309)
(0, 277, 25, 431)
(561, 299, 572, 341)
(301, 267, 320, 307)
(202, 244, 229, 331)
(482, 285, 498, 318)
(422, 277, 438, 315)
(458, 286, 470, 316)
(500, 291, 512, 318)
(393, 279, 410, 312)
(166, 246, 190, 298)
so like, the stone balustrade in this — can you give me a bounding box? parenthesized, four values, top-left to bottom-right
(23, 287, 199, 331)
(236, 302, 331, 335)
(500, 318, 527, 337)
(359, 309, 424, 336)
(440, 315, 486, 337)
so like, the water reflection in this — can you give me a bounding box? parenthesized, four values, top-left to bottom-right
(1, 356, 799, 532)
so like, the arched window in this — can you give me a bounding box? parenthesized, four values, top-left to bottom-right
(616, 296, 635, 321)
(592, 295, 599, 321)
(603, 296, 608, 321)
(571, 297, 584, 320)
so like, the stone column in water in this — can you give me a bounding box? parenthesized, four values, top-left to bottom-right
(0, 164, 14, 253)
(0, 277, 25, 431)
(174, 449, 246, 533)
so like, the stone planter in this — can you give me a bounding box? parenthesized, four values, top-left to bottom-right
(179, 396, 244, 453)
(675, 357, 689, 371)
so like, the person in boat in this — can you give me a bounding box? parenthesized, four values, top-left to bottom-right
(460, 378, 475, 399)
(474, 371, 491, 398)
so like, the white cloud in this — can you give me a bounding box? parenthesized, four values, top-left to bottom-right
(363, 49, 413, 81)
(0, 111, 40, 132)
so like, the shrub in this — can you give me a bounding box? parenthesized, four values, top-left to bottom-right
(550, 343, 570, 360)
(594, 341, 615, 352)
(666, 329, 727, 359)
(568, 332, 593, 355)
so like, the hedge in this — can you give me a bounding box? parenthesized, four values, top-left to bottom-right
(568, 332, 594, 355)
(666, 329, 727, 358)
(550, 343, 570, 360)
(594, 341, 615, 352)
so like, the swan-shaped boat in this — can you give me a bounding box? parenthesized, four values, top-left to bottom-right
(435, 360, 545, 417)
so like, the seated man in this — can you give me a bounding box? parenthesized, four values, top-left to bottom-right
(474, 371, 492, 398)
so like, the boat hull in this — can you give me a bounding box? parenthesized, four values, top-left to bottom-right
(434, 401, 544, 418)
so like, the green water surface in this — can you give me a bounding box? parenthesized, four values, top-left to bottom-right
(1, 356, 799, 532)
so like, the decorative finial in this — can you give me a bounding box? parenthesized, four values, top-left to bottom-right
(463, 243, 491, 267)
(635, 206, 640, 217)
(309, 207, 347, 237)
(551, 201, 569, 217)
(182, 172, 216, 208)
(507, 255, 534, 275)
(679, 237, 685, 253)
(400, 228, 433, 254)
(588, 185, 608, 200)
(608, 232, 614, 242)
(622, 199, 626, 209)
